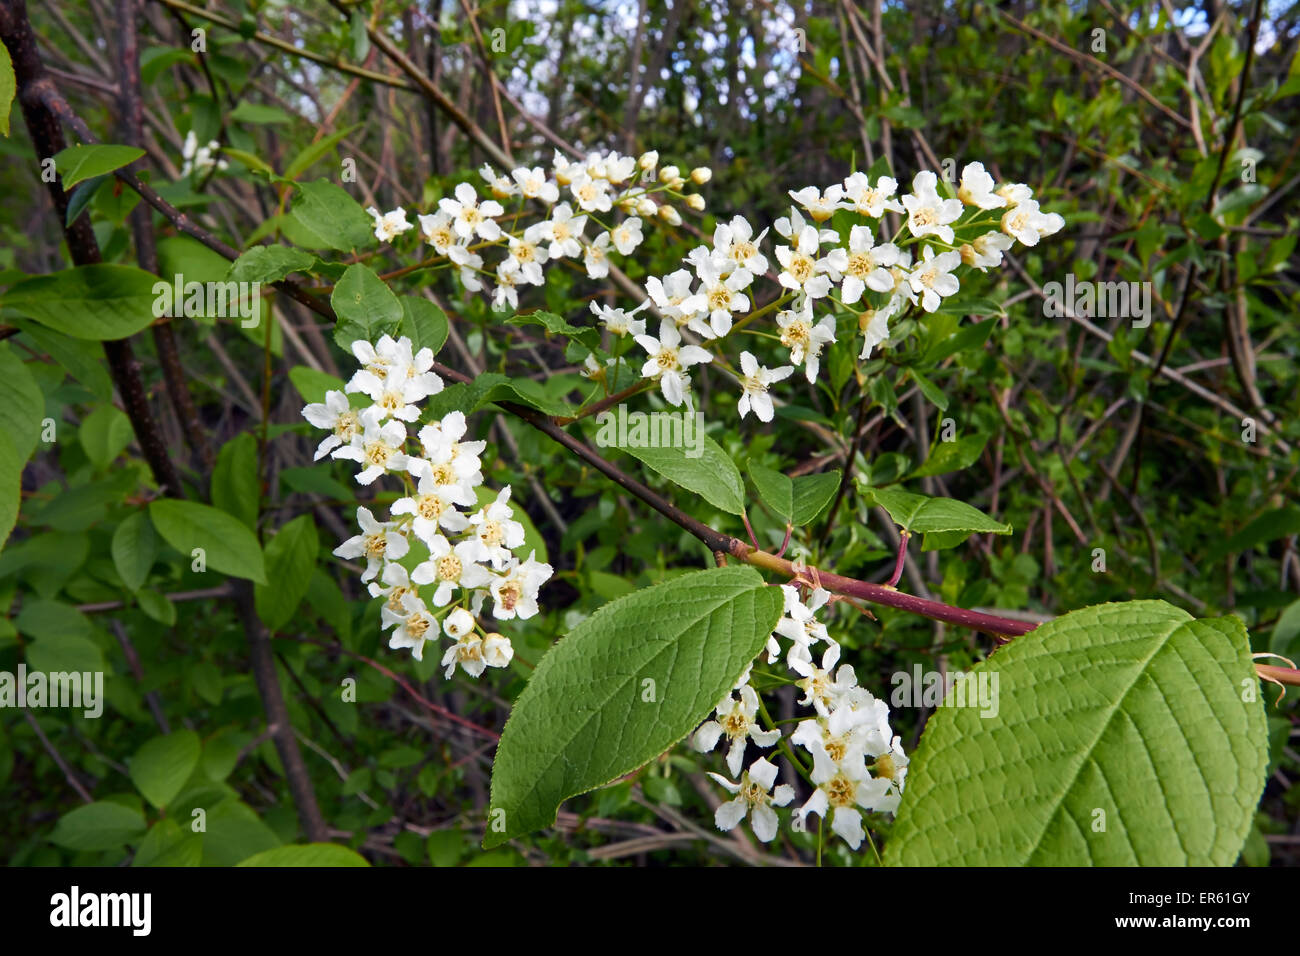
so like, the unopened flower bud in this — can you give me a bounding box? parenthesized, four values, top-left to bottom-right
(690, 166, 712, 184)
(638, 150, 659, 171)
(685, 194, 706, 211)
(657, 204, 682, 226)
(636, 197, 657, 217)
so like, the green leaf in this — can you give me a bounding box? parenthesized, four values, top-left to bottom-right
(14, 322, 114, 400)
(289, 179, 374, 253)
(485, 565, 783, 848)
(399, 296, 449, 356)
(51, 144, 145, 190)
(284, 124, 361, 181)
(78, 404, 132, 470)
(50, 801, 147, 851)
(226, 245, 317, 285)
(236, 844, 370, 867)
(111, 510, 157, 592)
(507, 310, 600, 350)
(1270, 599, 1300, 659)
(888, 601, 1268, 866)
(862, 485, 1011, 537)
(331, 264, 402, 350)
(349, 9, 371, 62)
(136, 588, 176, 626)
(130, 731, 201, 809)
(1, 264, 158, 340)
(0, 431, 20, 553)
(148, 499, 267, 583)
(0, 40, 14, 137)
(1209, 507, 1300, 561)
(909, 433, 989, 479)
(211, 432, 259, 529)
(910, 369, 948, 411)
(254, 515, 319, 631)
(0, 342, 44, 461)
(288, 365, 347, 406)
(924, 317, 997, 364)
(746, 461, 841, 524)
(615, 434, 744, 516)
(65, 175, 106, 227)
(200, 800, 281, 866)
(133, 820, 202, 867)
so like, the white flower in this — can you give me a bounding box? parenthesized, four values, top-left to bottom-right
(417, 411, 486, 489)
(775, 207, 837, 245)
(713, 215, 769, 276)
(907, 246, 962, 313)
(541, 202, 587, 258)
(827, 224, 900, 305)
(493, 262, 521, 312)
(858, 298, 900, 360)
(301, 390, 360, 461)
(369, 561, 416, 614)
(441, 632, 487, 678)
(570, 173, 613, 213)
(795, 747, 893, 849)
(443, 607, 476, 639)
(963, 231, 1013, 271)
(333, 507, 409, 583)
(604, 153, 637, 184)
(901, 171, 963, 244)
(841, 172, 904, 218)
(957, 161, 1006, 209)
(736, 351, 793, 423)
(610, 217, 644, 255)
(392, 472, 471, 546)
(512, 165, 559, 204)
(789, 184, 844, 222)
(490, 551, 552, 620)
(180, 131, 227, 177)
(479, 163, 517, 200)
(447, 244, 484, 292)
(693, 685, 782, 776)
(644, 269, 700, 326)
(332, 408, 411, 485)
(482, 632, 514, 669)
(709, 758, 795, 843)
(775, 303, 836, 384)
(383, 591, 436, 660)
(788, 641, 858, 716)
(417, 211, 457, 254)
(769, 585, 832, 662)
(591, 301, 646, 338)
(439, 182, 504, 241)
(583, 232, 611, 278)
(775, 225, 834, 299)
(412, 536, 493, 607)
(686, 257, 751, 337)
(634, 319, 713, 408)
(465, 486, 526, 569)
(366, 206, 414, 243)
(996, 182, 1034, 206)
(505, 225, 550, 285)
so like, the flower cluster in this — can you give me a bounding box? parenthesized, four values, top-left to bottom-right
(361, 148, 708, 313)
(695, 584, 908, 851)
(180, 130, 227, 178)
(625, 163, 1063, 418)
(302, 334, 553, 675)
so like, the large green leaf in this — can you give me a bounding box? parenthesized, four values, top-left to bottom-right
(78, 404, 132, 470)
(887, 601, 1269, 866)
(399, 296, 449, 356)
(211, 432, 259, 529)
(862, 484, 1010, 548)
(485, 565, 783, 848)
(0, 40, 14, 137)
(50, 801, 147, 851)
(0, 431, 20, 553)
(130, 731, 201, 809)
(111, 510, 157, 591)
(1, 264, 158, 340)
(236, 844, 370, 867)
(148, 499, 267, 583)
(331, 263, 402, 350)
(0, 343, 43, 462)
(51, 144, 145, 189)
(254, 515, 319, 631)
(289, 179, 374, 252)
(614, 433, 745, 516)
(746, 461, 841, 524)
(226, 245, 317, 285)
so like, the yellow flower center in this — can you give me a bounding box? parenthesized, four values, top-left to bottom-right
(787, 254, 814, 283)
(436, 554, 462, 582)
